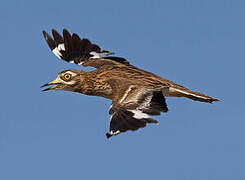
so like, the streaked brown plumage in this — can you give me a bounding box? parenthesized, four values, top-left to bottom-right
(41, 29, 218, 138)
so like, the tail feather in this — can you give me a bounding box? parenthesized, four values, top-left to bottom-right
(164, 87, 219, 103)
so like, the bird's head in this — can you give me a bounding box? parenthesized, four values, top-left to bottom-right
(41, 70, 84, 92)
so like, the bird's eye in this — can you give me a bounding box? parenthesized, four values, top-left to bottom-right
(63, 73, 71, 80)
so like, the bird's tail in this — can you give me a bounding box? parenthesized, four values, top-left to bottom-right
(163, 86, 219, 103)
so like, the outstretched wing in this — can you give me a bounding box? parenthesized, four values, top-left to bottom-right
(106, 84, 168, 138)
(42, 29, 130, 66)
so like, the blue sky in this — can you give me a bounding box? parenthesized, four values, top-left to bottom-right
(0, 0, 244, 179)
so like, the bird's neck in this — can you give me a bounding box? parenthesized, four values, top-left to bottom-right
(75, 72, 113, 99)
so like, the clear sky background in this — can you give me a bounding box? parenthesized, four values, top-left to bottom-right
(0, 0, 244, 179)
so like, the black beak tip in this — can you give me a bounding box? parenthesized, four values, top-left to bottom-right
(41, 88, 49, 92)
(40, 83, 49, 88)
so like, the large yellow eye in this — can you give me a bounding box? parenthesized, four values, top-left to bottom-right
(63, 73, 71, 80)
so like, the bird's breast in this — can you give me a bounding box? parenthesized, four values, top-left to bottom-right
(79, 78, 113, 99)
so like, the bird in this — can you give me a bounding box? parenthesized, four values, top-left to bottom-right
(41, 29, 218, 138)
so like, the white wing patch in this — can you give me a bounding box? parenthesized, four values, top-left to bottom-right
(52, 43, 65, 59)
(52, 47, 62, 59)
(90, 51, 103, 58)
(58, 43, 65, 51)
(90, 51, 114, 59)
(137, 93, 153, 110)
(108, 130, 120, 136)
(129, 110, 151, 119)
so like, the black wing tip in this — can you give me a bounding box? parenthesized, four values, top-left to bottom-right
(208, 98, 219, 104)
(163, 107, 168, 112)
(63, 28, 71, 36)
(72, 33, 81, 40)
(108, 106, 160, 138)
(42, 30, 56, 50)
(106, 133, 112, 139)
(212, 98, 219, 102)
(42, 30, 47, 35)
(63, 28, 68, 32)
(104, 56, 130, 65)
(147, 118, 159, 124)
(52, 28, 58, 33)
(51, 29, 61, 38)
(42, 30, 49, 40)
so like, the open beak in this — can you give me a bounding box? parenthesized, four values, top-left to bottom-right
(41, 79, 62, 92)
